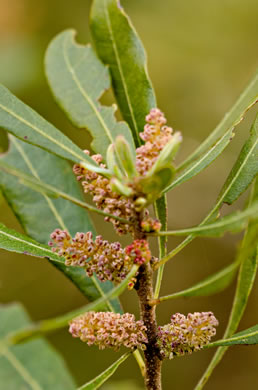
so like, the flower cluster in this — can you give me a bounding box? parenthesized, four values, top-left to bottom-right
(49, 230, 152, 287)
(69, 311, 147, 351)
(140, 217, 161, 233)
(73, 152, 137, 235)
(157, 312, 219, 359)
(136, 108, 177, 175)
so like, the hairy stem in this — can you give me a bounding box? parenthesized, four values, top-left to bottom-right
(136, 262, 162, 390)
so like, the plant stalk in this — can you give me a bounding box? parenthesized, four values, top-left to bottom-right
(136, 262, 162, 390)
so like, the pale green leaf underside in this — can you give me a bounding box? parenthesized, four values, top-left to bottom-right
(208, 324, 258, 348)
(0, 136, 122, 312)
(78, 353, 130, 390)
(45, 29, 135, 159)
(0, 85, 107, 173)
(90, 0, 156, 147)
(0, 303, 75, 390)
(179, 69, 258, 171)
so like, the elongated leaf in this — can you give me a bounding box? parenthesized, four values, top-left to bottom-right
(155, 260, 240, 303)
(179, 69, 258, 171)
(195, 180, 258, 390)
(220, 113, 258, 204)
(0, 222, 64, 263)
(90, 0, 156, 146)
(154, 195, 168, 298)
(0, 85, 108, 174)
(207, 325, 258, 348)
(164, 129, 234, 192)
(156, 201, 258, 237)
(0, 136, 122, 312)
(45, 30, 135, 159)
(0, 303, 75, 389)
(78, 353, 130, 390)
(0, 159, 128, 224)
(156, 115, 258, 269)
(8, 265, 139, 345)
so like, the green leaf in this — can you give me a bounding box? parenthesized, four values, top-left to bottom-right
(0, 303, 75, 389)
(0, 159, 129, 224)
(90, 0, 156, 146)
(156, 260, 240, 303)
(0, 136, 122, 312)
(164, 129, 234, 193)
(0, 84, 108, 174)
(0, 222, 64, 264)
(45, 30, 135, 159)
(154, 195, 168, 299)
(194, 180, 258, 390)
(179, 69, 258, 171)
(207, 325, 258, 348)
(156, 114, 258, 269)
(155, 201, 258, 237)
(78, 352, 130, 390)
(8, 265, 139, 345)
(220, 112, 258, 205)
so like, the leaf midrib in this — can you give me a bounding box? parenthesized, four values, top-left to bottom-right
(104, 0, 140, 145)
(62, 33, 114, 146)
(0, 101, 90, 165)
(0, 347, 43, 390)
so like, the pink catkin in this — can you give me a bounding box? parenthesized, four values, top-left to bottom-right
(157, 312, 219, 359)
(49, 230, 152, 286)
(73, 108, 178, 235)
(69, 311, 147, 351)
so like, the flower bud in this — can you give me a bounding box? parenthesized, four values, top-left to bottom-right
(114, 135, 137, 179)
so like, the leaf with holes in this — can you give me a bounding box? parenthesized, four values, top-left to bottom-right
(45, 30, 135, 159)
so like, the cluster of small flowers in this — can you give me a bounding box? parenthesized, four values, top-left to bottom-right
(49, 229, 152, 286)
(69, 311, 147, 351)
(125, 239, 152, 265)
(136, 108, 176, 175)
(157, 312, 219, 359)
(73, 152, 136, 235)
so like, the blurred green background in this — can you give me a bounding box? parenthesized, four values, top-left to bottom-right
(0, 0, 257, 389)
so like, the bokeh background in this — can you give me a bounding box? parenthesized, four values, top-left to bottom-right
(0, 0, 258, 389)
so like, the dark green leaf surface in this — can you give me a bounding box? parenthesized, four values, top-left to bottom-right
(195, 180, 258, 389)
(157, 260, 240, 302)
(0, 136, 122, 312)
(220, 113, 258, 205)
(179, 69, 258, 171)
(0, 85, 106, 173)
(0, 303, 75, 389)
(78, 353, 130, 390)
(45, 30, 135, 158)
(90, 0, 156, 146)
(0, 222, 63, 264)
(208, 324, 258, 348)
